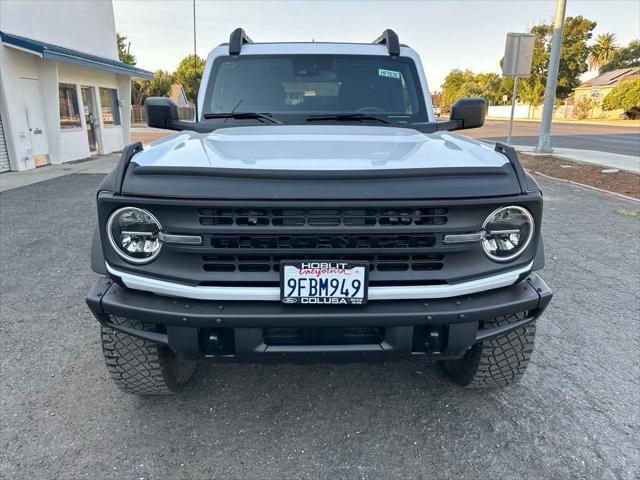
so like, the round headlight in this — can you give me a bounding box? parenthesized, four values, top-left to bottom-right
(481, 206, 534, 262)
(107, 207, 162, 264)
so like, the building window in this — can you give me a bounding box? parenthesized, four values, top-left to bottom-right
(58, 83, 81, 128)
(99, 88, 121, 125)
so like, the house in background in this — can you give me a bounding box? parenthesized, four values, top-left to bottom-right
(0, 0, 152, 172)
(169, 84, 191, 107)
(573, 67, 640, 118)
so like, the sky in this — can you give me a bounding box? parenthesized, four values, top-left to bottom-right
(113, 0, 640, 91)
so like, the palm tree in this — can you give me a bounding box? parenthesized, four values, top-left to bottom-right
(588, 33, 618, 71)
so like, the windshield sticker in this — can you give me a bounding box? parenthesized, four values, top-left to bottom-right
(378, 69, 401, 79)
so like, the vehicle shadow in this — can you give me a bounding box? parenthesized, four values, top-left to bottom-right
(133, 358, 515, 432)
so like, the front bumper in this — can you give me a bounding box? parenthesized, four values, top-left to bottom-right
(86, 274, 552, 361)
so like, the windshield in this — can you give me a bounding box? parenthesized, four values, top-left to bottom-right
(203, 54, 428, 122)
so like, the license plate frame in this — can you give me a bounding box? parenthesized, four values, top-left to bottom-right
(280, 261, 369, 305)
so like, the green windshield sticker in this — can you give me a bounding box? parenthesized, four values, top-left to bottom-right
(378, 69, 401, 79)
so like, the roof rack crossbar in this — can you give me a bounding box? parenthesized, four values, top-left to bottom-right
(229, 28, 252, 55)
(373, 29, 400, 56)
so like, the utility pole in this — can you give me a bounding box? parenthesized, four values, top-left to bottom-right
(193, 0, 198, 122)
(535, 0, 567, 153)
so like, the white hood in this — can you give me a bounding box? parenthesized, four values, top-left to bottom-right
(132, 125, 507, 171)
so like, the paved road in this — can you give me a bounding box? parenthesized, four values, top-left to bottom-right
(131, 120, 640, 157)
(463, 119, 640, 157)
(1, 174, 639, 479)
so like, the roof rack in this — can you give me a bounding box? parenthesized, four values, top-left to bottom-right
(229, 28, 252, 55)
(228, 28, 401, 56)
(373, 29, 400, 56)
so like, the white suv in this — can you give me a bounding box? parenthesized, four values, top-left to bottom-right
(86, 29, 551, 395)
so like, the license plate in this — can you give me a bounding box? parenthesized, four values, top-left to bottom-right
(281, 261, 368, 305)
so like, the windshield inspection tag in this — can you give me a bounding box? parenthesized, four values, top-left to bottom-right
(378, 69, 401, 79)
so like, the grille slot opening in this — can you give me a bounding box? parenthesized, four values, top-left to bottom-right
(202, 254, 445, 273)
(199, 207, 448, 227)
(208, 234, 436, 250)
(263, 327, 385, 346)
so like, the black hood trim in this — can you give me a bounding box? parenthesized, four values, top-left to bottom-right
(121, 163, 522, 200)
(129, 162, 509, 180)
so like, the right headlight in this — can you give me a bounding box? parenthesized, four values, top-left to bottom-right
(481, 206, 534, 262)
(107, 207, 162, 264)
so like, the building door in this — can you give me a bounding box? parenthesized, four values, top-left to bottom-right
(0, 112, 10, 172)
(81, 87, 99, 153)
(19, 78, 50, 167)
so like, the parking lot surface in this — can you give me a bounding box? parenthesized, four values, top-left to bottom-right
(1, 173, 638, 479)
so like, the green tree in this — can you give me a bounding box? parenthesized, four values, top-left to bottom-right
(518, 16, 596, 105)
(556, 16, 596, 99)
(600, 40, 640, 72)
(132, 70, 174, 105)
(440, 69, 476, 110)
(173, 54, 205, 103)
(440, 70, 511, 110)
(587, 33, 618, 71)
(471, 73, 504, 104)
(602, 79, 640, 117)
(116, 33, 136, 65)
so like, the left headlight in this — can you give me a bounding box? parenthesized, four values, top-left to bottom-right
(481, 206, 534, 262)
(107, 207, 162, 264)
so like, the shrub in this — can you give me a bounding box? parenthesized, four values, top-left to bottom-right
(602, 79, 640, 118)
(573, 97, 595, 119)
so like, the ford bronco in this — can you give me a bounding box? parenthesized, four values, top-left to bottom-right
(86, 29, 552, 394)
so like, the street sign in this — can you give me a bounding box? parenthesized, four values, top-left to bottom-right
(502, 33, 535, 77)
(502, 33, 535, 144)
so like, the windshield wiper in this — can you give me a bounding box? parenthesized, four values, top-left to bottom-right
(305, 113, 392, 124)
(203, 112, 282, 124)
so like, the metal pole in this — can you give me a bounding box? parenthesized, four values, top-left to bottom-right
(507, 77, 519, 144)
(535, 0, 567, 153)
(507, 34, 522, 145)
(193, 0, 198, 122)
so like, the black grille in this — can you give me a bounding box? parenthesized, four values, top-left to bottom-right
(199, 207, 448, 227)
(209, 234, 436, 250)
(202, 254, 444, 273)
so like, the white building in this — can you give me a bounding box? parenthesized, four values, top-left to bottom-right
(0, 0, 152, 172)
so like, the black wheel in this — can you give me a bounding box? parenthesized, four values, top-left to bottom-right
(101, 316, 197, 395)
(441, 313, 536, 388)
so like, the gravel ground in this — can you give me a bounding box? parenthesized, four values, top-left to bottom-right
(1, 173, 639, 480)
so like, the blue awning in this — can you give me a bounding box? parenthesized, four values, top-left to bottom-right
(0, 31, 153, 79)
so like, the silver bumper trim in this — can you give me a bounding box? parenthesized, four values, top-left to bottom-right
(105, 262, 534, 301)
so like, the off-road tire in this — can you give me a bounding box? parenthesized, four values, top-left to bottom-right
(441, 313, 536, 388)
(101, 316, 197, 395)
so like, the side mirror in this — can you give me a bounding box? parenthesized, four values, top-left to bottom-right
(449, 97, 486, 130)
(144, 97, 179, 130)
